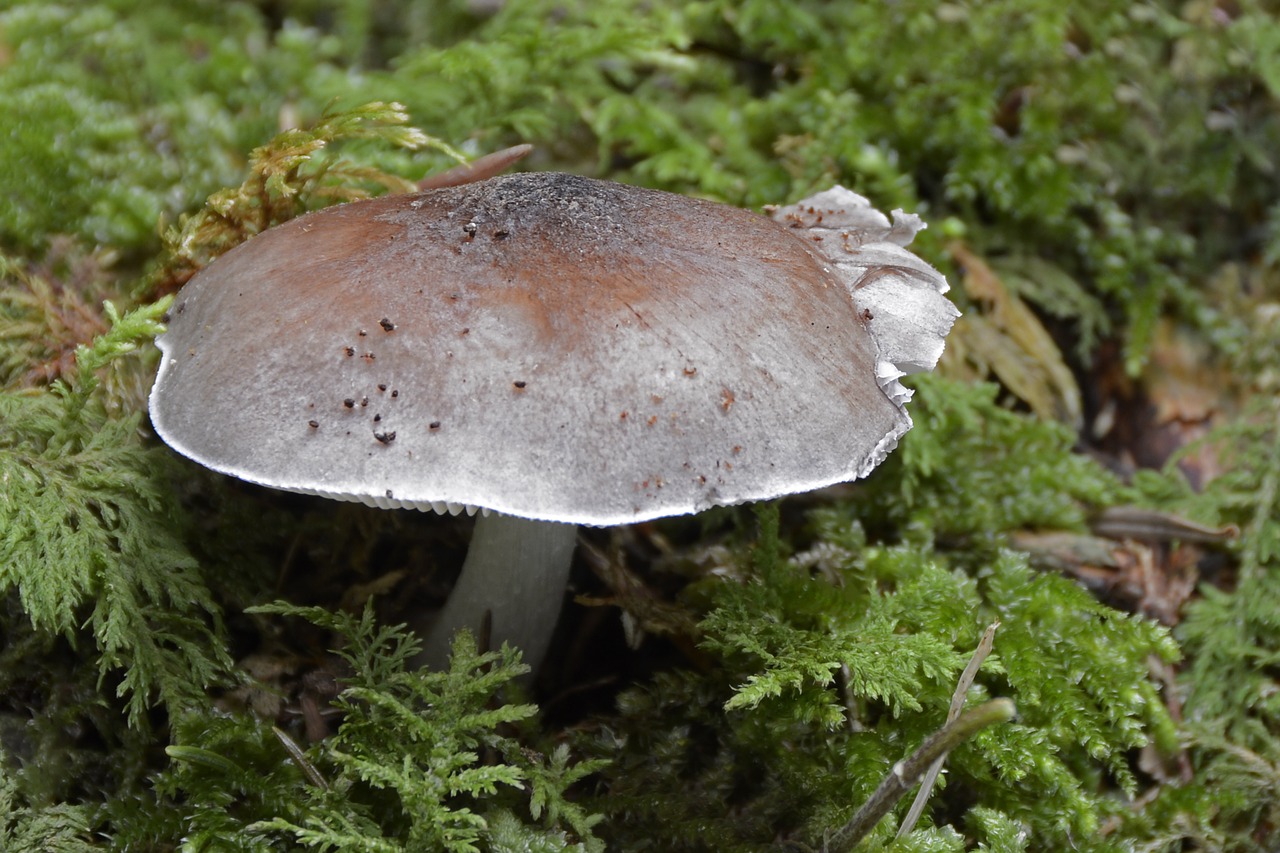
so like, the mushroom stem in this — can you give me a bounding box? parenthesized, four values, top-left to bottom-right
(418, 513, 578, 673)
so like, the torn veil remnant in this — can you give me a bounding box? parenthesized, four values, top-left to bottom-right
(766, 187, 961, 445)
(148, 172, 957, 674)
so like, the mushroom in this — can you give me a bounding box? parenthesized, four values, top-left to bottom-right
(148, 172, 958, 672)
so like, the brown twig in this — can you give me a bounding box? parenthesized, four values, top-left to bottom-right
(825, 698, 1016, 852)
(898, 621, 1000, 836)
(417, 144, 533, 190)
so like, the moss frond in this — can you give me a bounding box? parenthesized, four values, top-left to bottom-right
(154, 101, 456, 294)
(0, 298, 228, 724)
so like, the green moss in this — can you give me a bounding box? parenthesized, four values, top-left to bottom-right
(0, 297, 229, 724)
(1, 0, 1279, 848)
(584, 389, 1179, 848)
(111, 604, 606, 851)
(0, 2, 349, 253)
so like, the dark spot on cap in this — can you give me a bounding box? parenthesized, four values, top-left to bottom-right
(373, 414, 382, 423)
(176, 302, 186, 314)
(513, 380, 527, 390)
(360, 397, 369, 407)
(391, 389, 399, 398)
(721, 387, 736, 413)
(379, 318, 395, 332)
(308, 420, 319, 429)
(378, 383, 387, 392)
(386, 489, 394, 499)
(494, 228, 510, 239)
(683, 366, 697, 377)
(343, 398, 356, 409)
(374, 430, 396, 444)
(861, 307, 874, 321)
(358, 329, 368, 336)
(428, 421, 441, 430)
(362, 352, 376, 362)
(343, 346, 355, 357)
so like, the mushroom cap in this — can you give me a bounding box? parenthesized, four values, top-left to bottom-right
(150, 172, 952, 526)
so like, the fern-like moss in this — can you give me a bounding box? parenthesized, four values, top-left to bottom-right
(2, 1, 1277, 848)
(581, 381, 1179, 849)
(151, 100, 455, 296)
(0, 298, 229, 724)
(115, 602, 606, 852)
(0, 747, 94, 853)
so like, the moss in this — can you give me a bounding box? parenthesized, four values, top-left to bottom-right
(2, 0, 1279, 848)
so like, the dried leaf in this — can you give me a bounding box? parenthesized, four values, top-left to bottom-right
(947, 242, 1082, 428)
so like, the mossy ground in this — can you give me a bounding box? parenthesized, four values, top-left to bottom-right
(2, 1, 1279, 849)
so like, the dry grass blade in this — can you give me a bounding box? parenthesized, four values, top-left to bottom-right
(898, 621, 1000, 836)
(826, 698, 1017, 852)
